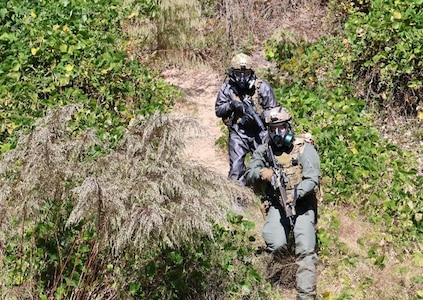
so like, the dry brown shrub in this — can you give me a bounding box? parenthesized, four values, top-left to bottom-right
(66, 112, 255, 253)
(267, 254, 298, 289)
(121, 0, 331, 72)
(0, 105, 256, 297)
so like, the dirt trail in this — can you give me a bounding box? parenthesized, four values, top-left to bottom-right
(162, 64, 269, 250)
(162, 68, 229, 177)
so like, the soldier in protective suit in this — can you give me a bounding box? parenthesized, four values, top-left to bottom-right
(244, 106, 321, 300)
(215, 53, 277, 185)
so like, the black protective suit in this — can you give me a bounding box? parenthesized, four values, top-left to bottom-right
(215, 79, 277, 185)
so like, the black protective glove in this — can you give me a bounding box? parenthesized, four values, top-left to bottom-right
(240, 113, 254, 126)
(230, 101, 244, 114)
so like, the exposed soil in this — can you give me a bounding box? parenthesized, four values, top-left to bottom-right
(162, 55, 296, 298)
(161, 0, 332, 177)
(162, 67, 229, 177)
(161, 64, 269, 223)
(160, 50, 279, 178)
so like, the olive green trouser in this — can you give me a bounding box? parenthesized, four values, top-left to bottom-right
(262, 205, 317, 300)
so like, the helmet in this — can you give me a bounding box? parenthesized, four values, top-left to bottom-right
(265, 106, 292, 126)
(228, 53, 256, 90)
(231, 53, 252, 69)
(265, 107, 295, 154)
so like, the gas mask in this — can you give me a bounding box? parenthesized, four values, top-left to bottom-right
(269, 125, 295, 155)
(228, 67, 256, 90)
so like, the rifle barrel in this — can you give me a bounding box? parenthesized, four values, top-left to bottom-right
(268, 145, 295, 226)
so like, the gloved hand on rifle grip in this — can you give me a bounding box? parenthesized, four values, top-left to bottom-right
(243, 97, 253, 107)
(230, 100, 244, 114)
(260, 168, 273, 182)
(241, 113, 254, 124)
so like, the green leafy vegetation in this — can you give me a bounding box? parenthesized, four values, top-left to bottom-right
(115, 213, 269, 299)
(1, 0, 423, 299)
(265, 0, 423, 245)
(263, 0, 423, 297)
(345, 0, 423, 112)
(0, 0, 180, 153)
(272, 85, 423, 243)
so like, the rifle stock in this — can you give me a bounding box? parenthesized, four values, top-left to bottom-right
(267, 145, 296, 227)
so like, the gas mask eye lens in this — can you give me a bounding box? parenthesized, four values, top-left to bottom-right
(233, 69, 252, 77)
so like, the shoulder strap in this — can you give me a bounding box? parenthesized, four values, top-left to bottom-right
(255, 78, 263, 89)
(252, 79, 264, 114)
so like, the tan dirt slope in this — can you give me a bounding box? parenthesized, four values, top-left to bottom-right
(162, 68, 229, 177)
(161, 50, 277, 177)
(162, 62, 268, 241)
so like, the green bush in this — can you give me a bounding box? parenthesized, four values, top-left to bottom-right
(114, 213, 265, 299)
(344, 0, 423, 112)
(273, 83, 422, 243)
(264, 0, 423, 245)
(0, 0, 180, 152)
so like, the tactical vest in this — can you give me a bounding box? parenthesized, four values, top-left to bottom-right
(274, 134, 322, 198)
(274, 138, 305, 194)
(250, 79, 264, 115)
(265, 135, 320, 219)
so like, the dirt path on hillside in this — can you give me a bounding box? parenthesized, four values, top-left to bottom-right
(162, 66, 298, 297)
(162, 68, 229, 177)
(161, 51, 277, 177)
(161, 60, 275, 250)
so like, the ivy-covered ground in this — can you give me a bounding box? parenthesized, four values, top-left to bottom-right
(1, 0, 422, 299)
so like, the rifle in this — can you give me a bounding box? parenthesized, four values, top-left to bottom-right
(240, 95, 266, 132)
(267, 144, 296, 227)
